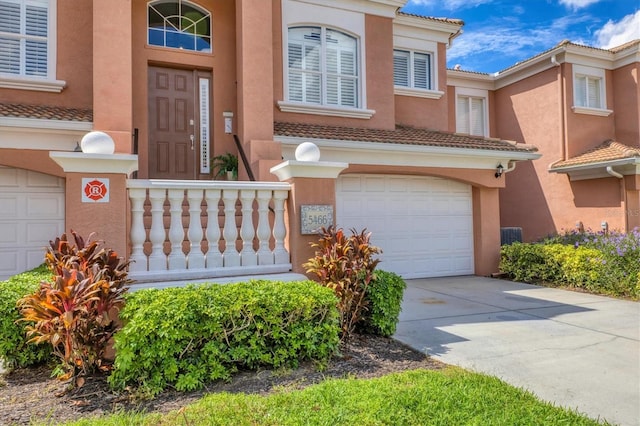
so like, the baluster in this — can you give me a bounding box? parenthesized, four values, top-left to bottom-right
(256, 190, 273, 265)
(272, 190, 289, 264)
(128, 188, 147, 272)
(148, 188, 167, 271)
(167, 189, 186, 270)
(239, 189, 257, 266)
(205, 188, 222, 268)
(222, 188, 240, 267)
(187, 189, 205, 269)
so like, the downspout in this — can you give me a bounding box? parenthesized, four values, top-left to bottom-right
(606, 166, 623, 179)
(606, 166, 627, 230)
(551, 54, 567, 161)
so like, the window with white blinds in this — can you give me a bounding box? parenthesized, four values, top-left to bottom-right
(287, 26, 359, 108)
(456, 96, 485, 136)
(393, 49, 432, 90)
(0, 0, 49, 77)
(574, 75, 602, 109)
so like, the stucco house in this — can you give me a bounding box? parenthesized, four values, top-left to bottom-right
(449, 40, 640, 242)
(0, 0, 547, 282)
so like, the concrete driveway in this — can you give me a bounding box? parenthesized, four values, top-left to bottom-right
(393, 276, 639, 426)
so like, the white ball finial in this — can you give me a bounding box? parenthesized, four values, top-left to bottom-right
(295, 142, 321, 162)
(80, 131, 115, 154)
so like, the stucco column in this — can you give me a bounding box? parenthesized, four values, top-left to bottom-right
(472, 186, 502, 276)
(624, 175, 640, 231)
(93, 0, 133, 153)
(49, 152, 138, 261)
(236, 0, 275, 180)
(271, 160, 349, 275)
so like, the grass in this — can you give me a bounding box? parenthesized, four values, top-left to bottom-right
(59, 368, 604, 426)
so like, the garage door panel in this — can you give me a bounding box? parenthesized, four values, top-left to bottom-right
(337, 174, 473, 279)
(0, 167, 65, 280)
(0, 224, 19, 243)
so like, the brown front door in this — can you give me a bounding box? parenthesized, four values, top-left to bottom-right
(148, 66, 198, 179)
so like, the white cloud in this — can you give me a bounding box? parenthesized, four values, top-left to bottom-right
(558, 0, 601, 11)
(594, 10, 640, 49)
(407, 0, 493, 10)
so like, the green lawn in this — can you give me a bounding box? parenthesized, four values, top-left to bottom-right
(59, 368, 604, 426)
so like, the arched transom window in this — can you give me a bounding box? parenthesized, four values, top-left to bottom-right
(148, 0, 211, 52)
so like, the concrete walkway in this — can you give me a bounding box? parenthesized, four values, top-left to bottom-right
(393, 276, 639, 426)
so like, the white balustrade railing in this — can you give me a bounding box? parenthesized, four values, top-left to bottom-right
(127, 179, 291, 282)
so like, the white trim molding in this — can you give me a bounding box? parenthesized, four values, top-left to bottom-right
(571, 106, 613, 117)
(277, 101, 375, 119)
(50, 152, 139, 176)
(270, 160, 349, 180)
(394, 88, 444, 99)
(0, 75, 66, 92)
(276, 136, 540, 171)
(549, 158, 640, 181)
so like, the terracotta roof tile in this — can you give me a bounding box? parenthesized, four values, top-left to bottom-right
(550, 140, 640, 169)
(0, 102, 93, 122)
(274, 122, 538, 153)
(396, 11, 464, 26)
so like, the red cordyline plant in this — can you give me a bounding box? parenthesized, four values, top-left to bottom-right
(304, 226, 381, 340)
(18, 231, 131, 386)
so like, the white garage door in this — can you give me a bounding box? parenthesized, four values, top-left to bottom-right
(0, 166, 65, 280)
(336, 174, 474, 279)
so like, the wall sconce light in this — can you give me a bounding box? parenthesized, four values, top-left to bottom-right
(495, 164, 504, 178)
(223, 111, 233, 134)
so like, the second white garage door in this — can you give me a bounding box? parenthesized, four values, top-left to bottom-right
(336, 174, 474, 279)
(0, 166, 65, 280)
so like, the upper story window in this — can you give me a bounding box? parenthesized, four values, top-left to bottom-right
(287, 26, 359, 108)
(455, 87, 488, 137)
(148, 0, 211, 52)
(0, 0, 50, 78)
(393, 49, 432, 90)
(571, 64, 612, 117)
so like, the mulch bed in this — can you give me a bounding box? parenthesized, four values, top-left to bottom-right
(0, 335, 445, 425)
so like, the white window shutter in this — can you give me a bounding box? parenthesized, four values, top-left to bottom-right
(0, 1, 20, 34)
(457, 97, 470, 134)
(393, 50, 409, 87)
(587, 77, 600, 108)
(575, 76, 587, 107)
(413, 52, 430, 90)
(471, 98, 485, 136)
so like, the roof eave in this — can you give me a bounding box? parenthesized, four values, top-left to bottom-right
(548, 157, 640, 180)
(276, 136, 540, 170)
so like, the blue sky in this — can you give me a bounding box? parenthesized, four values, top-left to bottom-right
(401, 0, 640, 73)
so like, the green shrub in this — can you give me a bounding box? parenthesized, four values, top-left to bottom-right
(18, 231, 130, 384)
(358, 270, 406, 337)
(108, 280, 340, 396)
(499, 243, 555, 283)
(304, 227, 381, 339)
(0, 265, 53, 369)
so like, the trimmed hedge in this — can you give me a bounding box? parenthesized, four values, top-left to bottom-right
(109, 280, 340, 396)
(500, 242, 638, 298)
(359, 270, 407, 337)
(0, 265, 54, 369)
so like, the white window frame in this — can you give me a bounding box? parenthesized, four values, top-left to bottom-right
(571, 64, 612, 117)
(0, 0, 63, 92)
(278, 0, 374, 119)
(392, 39, 442, 99)
(393, 49, 434, 89)
(455, 87, 489, 137)
(147, 0, 212, 53)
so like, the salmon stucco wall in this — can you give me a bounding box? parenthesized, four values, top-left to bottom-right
(272, 10, 396, 130)
(613, 63, 640, 146)
(394, 44, 448, 130)
(1, 0, 93, 108)
(564, 64, 616, 158)
(496, 66, 563, 241)
(497, 64, 624, 240)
